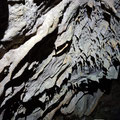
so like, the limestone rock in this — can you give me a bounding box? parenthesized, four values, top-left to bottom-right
(0, 0, 120, 120)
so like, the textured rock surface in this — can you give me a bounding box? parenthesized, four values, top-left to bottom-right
(86, 79, 120, 120)
(0, 0, 120, 120)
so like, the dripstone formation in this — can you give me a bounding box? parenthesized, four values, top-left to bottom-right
(0, 0, 120, 120)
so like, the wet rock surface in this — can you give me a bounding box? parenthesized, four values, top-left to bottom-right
(0, 0, 120, 120)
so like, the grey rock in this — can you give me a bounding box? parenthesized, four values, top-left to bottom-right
(0, 0, 120, 120)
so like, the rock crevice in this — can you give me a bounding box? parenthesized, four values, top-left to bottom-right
(0, 0, 120, 120)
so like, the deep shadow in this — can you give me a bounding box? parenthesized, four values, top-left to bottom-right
(7, 0, 25, 5)
(0, 0, 9, 40)
(86, 5, 92, 18)
(2, 88, 24, 120)
(101, 3, 120, 22)
(0, 28, 58, 119)
(0, 27, 58, 90)
(70, 77, 113, 95)
(34, 0, 62, 8)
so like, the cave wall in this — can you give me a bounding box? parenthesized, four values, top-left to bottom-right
(0, 0, 120, 120)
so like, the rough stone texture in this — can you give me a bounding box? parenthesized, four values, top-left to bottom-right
(0, 0, 120, 120)
(85, 79, 120, 120)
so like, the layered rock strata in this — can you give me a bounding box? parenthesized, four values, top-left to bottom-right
(0, 0, 120, 120)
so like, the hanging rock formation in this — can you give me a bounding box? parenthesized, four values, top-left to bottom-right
(0, 0, 120, 120)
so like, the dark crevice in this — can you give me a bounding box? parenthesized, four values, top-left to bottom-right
(101, 3, 120, 22)
(7, 0, 25, 5)
(20, 78, 69, 118)
(38, 91, 67, 120)
(86, 5, 92, 18)
(103, 12, 111, 23)
(0, 64, 11, 82)
(0, 28, 58, 116)
(112, 58, 120, 69)
(0, 88, 24, 120)
(34, 0, 62, 12)
(9, 27, 58, 85)
(23, 97, 46, 115)
(61, 76, 113, 110)
(99, 76, 113, 94)
(0, 0, 9, 40)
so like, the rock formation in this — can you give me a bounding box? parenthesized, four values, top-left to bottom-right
(0, 0, 120, 120)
